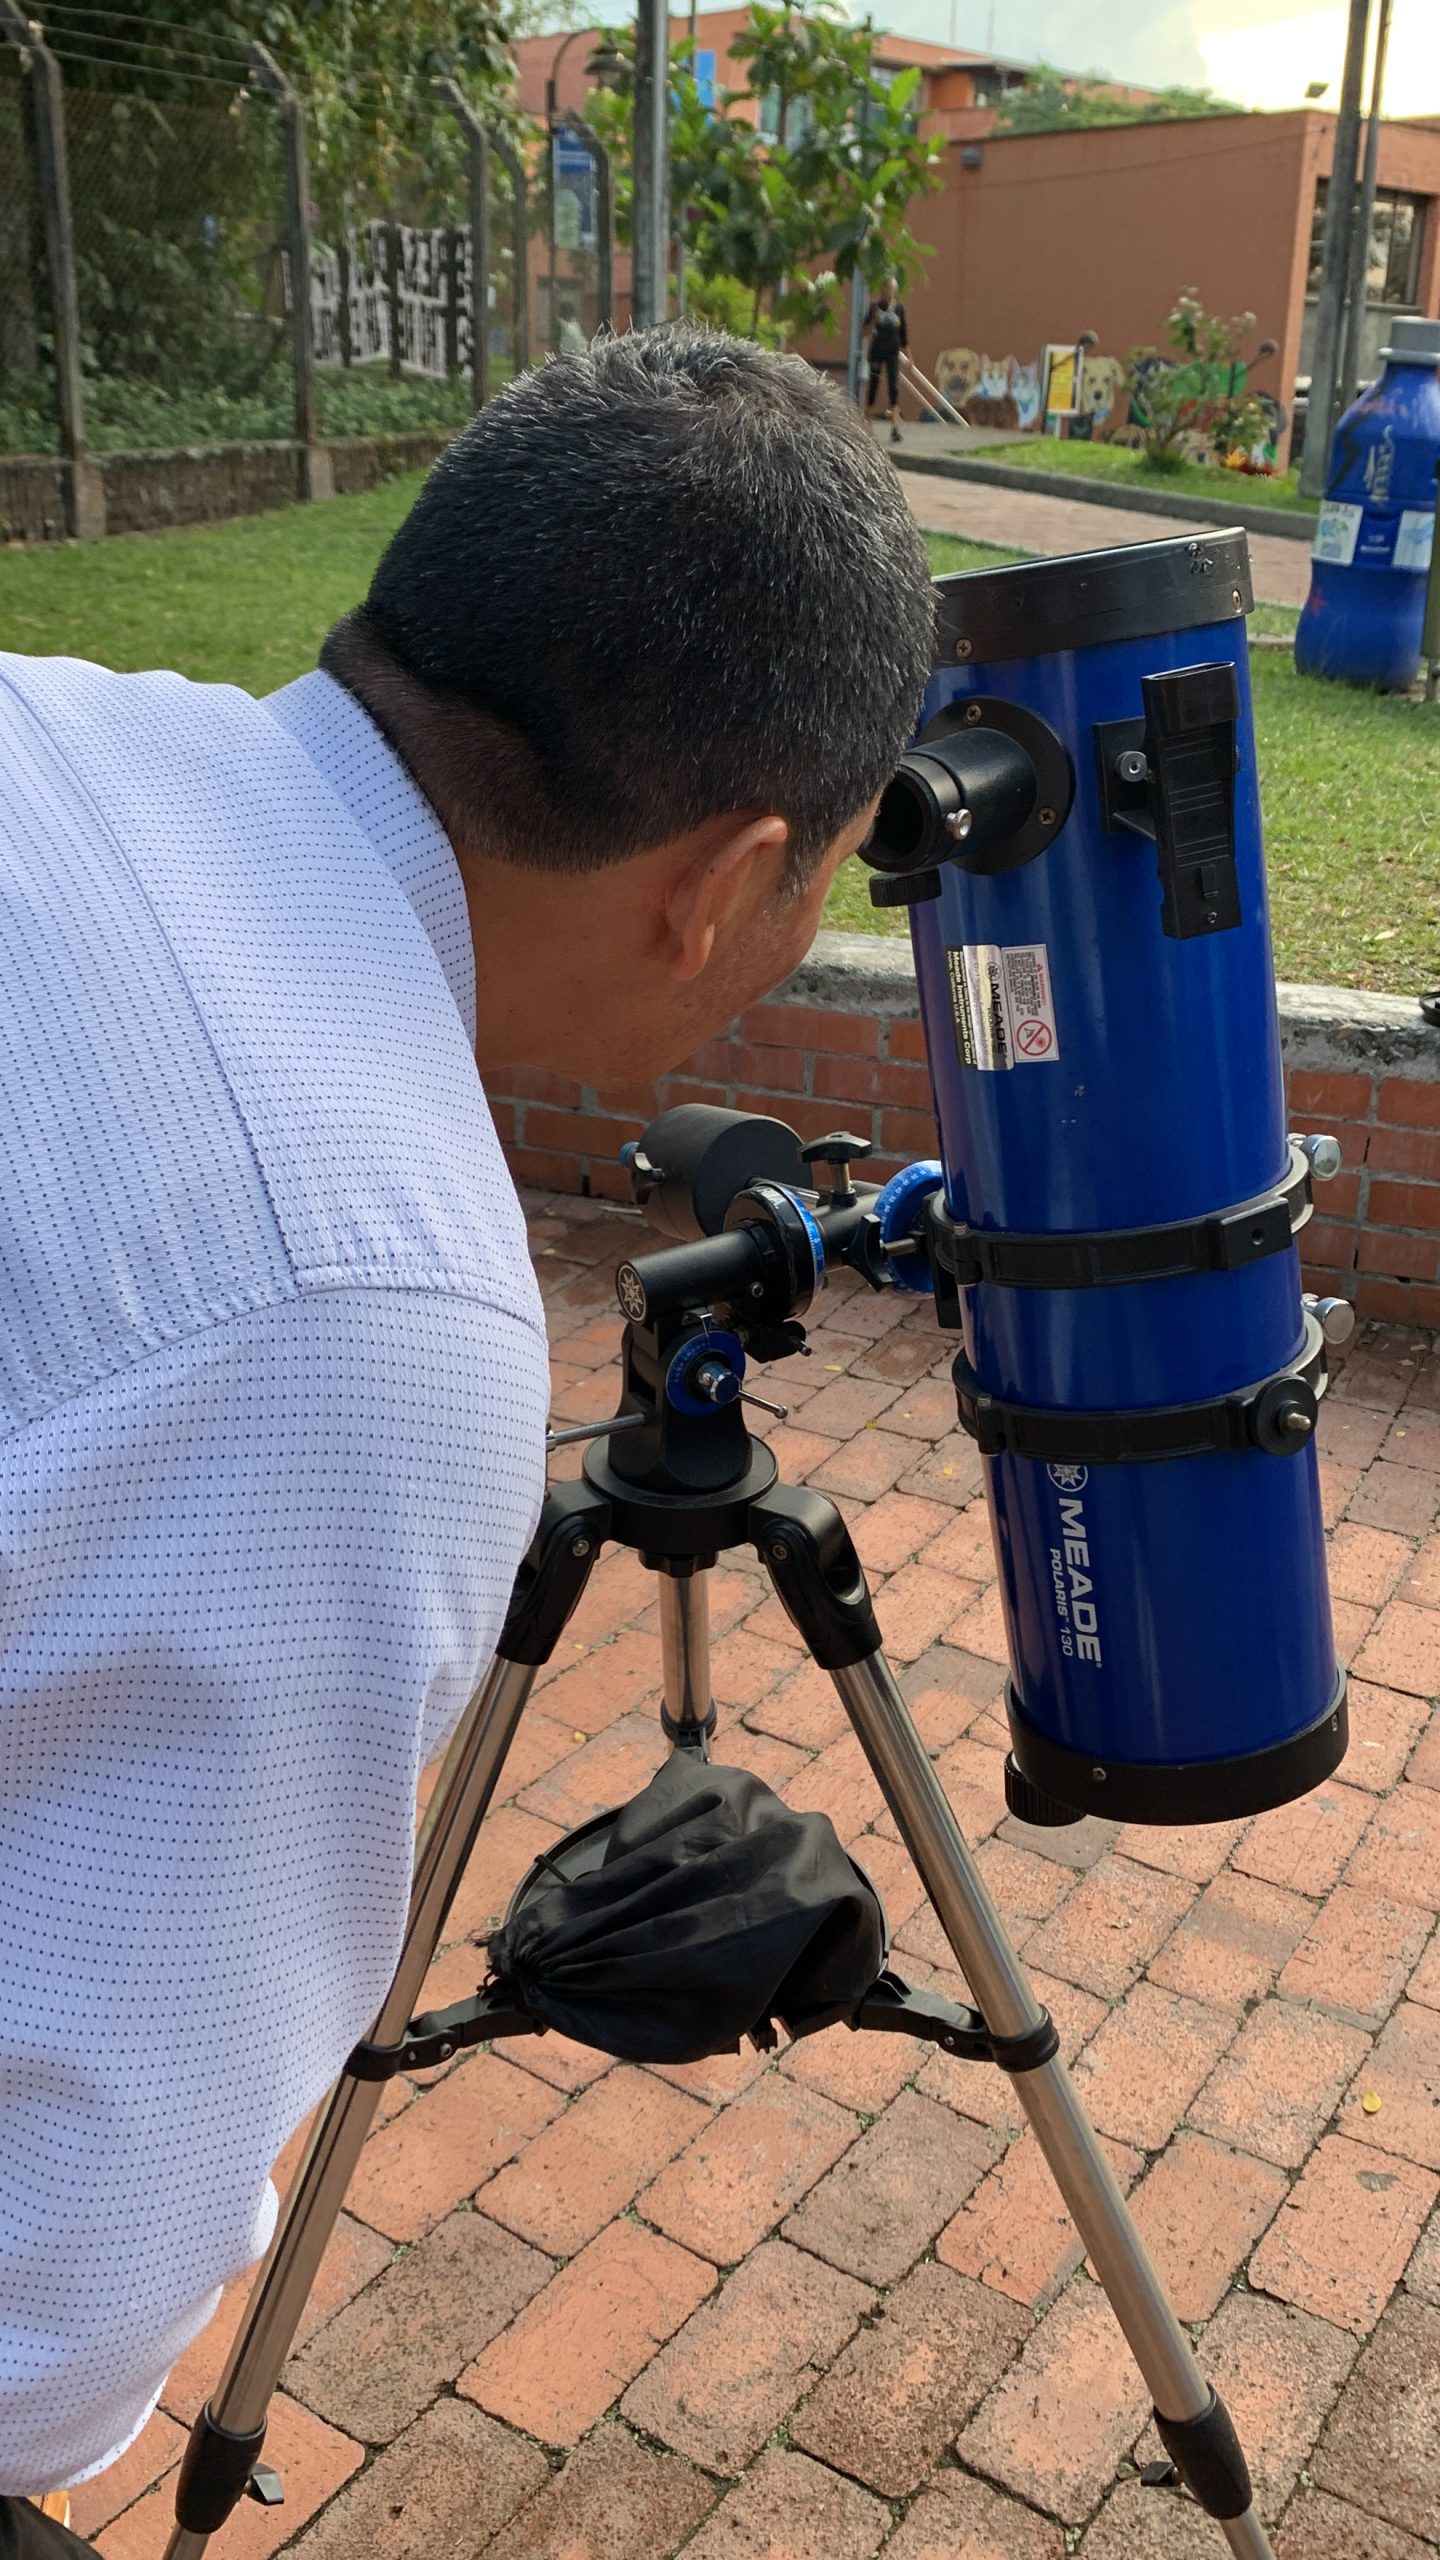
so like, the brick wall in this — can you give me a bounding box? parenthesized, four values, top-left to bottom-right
(1288, 1066, 1440, 1329)
(501, 998, 929, 1209)
(0, 429, 449, 544)
(491, 934, 1440, 1324)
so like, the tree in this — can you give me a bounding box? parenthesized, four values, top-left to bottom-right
(38, 5, 520, 225)
(995, 62, 1243, 136)
(585, 4, 942, 341)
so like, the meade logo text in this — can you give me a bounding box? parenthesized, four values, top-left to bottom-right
(1046, 1463, 1103, 1666)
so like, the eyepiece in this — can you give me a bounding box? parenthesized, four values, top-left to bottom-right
(868, 751, 972, 874)
(870, 728, 1039, 877)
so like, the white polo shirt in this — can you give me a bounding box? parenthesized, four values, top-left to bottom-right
(0, 655, 549, 2493)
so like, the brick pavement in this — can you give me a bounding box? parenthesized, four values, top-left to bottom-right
(78, 1193, 1440, 2556)
(895, 468, 1312, 608)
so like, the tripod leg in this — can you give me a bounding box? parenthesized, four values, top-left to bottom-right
(833, 1652, 1273, 2560)
(751, 1488, 1273, 2559)
(657, 1567, 715, 1754)
(163, 1489, 608, 2558)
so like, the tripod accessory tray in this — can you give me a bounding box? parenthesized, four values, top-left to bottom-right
(349, 1763, 1060, 2086)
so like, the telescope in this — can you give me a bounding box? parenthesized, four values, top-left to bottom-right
(168, 531, 1331, 2560)
(619, 525, 1347, 1831)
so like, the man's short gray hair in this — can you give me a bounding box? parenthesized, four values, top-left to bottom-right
(323, 326, 935, 880)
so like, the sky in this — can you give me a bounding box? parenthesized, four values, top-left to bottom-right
(752, 0, 1440, 116)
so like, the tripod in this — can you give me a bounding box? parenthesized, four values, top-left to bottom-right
(164, 1163, 1278, 2560)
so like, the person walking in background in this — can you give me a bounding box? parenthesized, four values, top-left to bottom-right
(864, 275, 907, 445)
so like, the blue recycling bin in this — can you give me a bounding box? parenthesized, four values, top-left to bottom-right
(1295, 314, 1440, 691)
(886, 530, 1345, 1824)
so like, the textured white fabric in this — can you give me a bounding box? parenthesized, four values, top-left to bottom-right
(0, 656, 548, 2492)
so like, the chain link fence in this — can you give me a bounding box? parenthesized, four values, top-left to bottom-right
(0, 35, 530, 483)
(64, 81, 290, 449)
(0, 49, 53, 458)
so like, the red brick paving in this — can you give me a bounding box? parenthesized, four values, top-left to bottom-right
(619, 2239, 871, 2472)
(1312, 2292, 1440, 2542)
(1248, 2131, 1438, 2334)
(789, 2258, 1029, 2494)
(936, 2122, 1143, 2308)
(955, 2276, 1151, 2522)
(680, 2447, 890, 2559)
(459, 2218, 716, 2445)
(1127, 2130, 1289, 2321)
(79, 1248, 1440, 2556)
(1187, 1997, 1373, 2167)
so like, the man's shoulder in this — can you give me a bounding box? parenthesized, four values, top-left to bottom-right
(0, 651, 542, 1442)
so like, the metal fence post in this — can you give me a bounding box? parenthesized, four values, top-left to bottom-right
(0, 0, 104, 536)
(385, 220, 402, 378)
(247, 40, 332, 500)
(438, 78, 491, 412)
(485, 126, 529, 376)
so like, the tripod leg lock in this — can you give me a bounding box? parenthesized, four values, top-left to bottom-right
(172, 2404, 269, 2535)
(1153, 2387, 1253, 2520)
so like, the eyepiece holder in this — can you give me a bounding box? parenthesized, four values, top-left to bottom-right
(866, 697, 1074, 908)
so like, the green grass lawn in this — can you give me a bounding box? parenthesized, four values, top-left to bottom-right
(0, 474, 424, 693)
(1, 489, 1433, 994)
(975, 438, 1315, 516)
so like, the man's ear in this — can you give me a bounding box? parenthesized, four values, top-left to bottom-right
(662, 814, 790, 983)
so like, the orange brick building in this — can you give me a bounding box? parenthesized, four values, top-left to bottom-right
(510, 15, 1440, 461)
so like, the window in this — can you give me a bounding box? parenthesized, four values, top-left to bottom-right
(1308, 180, 1429, 305)
(756, 86, 817, 142)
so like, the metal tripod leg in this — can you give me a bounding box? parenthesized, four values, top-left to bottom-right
(658, 1568, 716, 1754)
(163, 1487, 608, 2556)
(831, 1651, 1274, 2560)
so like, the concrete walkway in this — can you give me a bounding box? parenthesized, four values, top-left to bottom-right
(898, 465, 1311, 608)
(79, 1199, 1440, 2560)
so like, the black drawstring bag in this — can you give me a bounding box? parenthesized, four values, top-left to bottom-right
(486, 1754, 886, 2065)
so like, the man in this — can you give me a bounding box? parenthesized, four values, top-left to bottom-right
(864, 275, 908, 445)
(0, 328, 934, 2530)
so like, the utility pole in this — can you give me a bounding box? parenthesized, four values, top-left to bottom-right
(1337, 0, 1392, 417)
(1299, 0, 1370, 498)
(632, 0, 670, 328)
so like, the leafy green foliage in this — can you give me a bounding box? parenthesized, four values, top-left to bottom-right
(0, 366, 472, 459)
(47, 6, 519, 228)
(994, 62, 1243, 134)
(1126, 289, 1273, 470)
(585, 5, 943, 339)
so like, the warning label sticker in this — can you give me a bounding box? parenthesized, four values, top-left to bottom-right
(946, 942, 1060, 1071)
